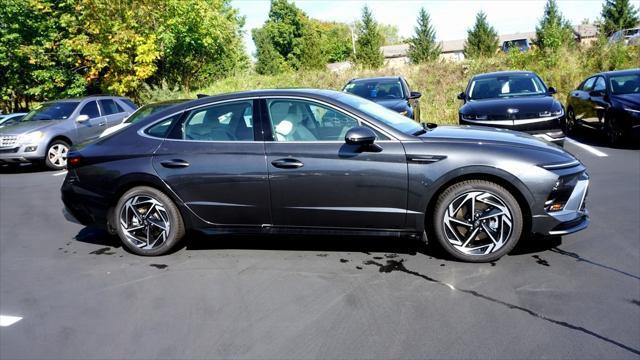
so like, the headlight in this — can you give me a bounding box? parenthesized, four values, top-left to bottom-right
(539, 109, 564, 117)
(462, 114, 487, 120)
(18, 131, 44, 144)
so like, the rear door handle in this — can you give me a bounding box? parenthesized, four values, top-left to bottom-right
(161, 159, 190, 168)
(271, 158, 304, 169)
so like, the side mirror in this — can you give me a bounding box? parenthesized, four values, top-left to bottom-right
(76, 114, 90, 123)
(409, 91, 422, 99)
(548, 87, 557, 95)
(345, 127, 376, 146)
(457, 92, 466, 100)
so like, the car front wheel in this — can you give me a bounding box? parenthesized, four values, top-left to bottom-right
(45, 140, 69, 170)
(432, 180, 523, 262)
(115, 186, 185, 256)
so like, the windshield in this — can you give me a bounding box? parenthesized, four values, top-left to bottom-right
(503, 39, 528, 50)
(468, 74, 547, 100)
(343, 80, 405, 100)
(337, 93, 422, 135)
(610, 73, 640, 95)
(21, 102, 79, 121)
(124, 102, 184, 124)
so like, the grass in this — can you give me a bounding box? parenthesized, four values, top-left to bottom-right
(140, 42, 639, 125)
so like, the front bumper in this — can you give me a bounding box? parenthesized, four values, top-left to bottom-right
(532, 174, 590, 236)
(460, 115, 566, 145)
(0, 142, 46, 164)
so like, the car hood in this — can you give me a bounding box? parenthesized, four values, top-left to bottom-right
(370, 98, 407, 111)
(461, 96, 559, 119)
(419, 125, 571, 157)
(0, 120, 60, 135)
(611, 93, 640, 110)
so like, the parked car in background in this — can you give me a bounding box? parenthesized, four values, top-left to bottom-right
(62, 89, 589, 262)
(609, 27, 640, 45)
(457, 71, 566, 146)
(100, 99, 189, 138)
(0, 113, 27, 128)
(342, 76, 422, 121)
(501, 38, 531, 53)
(565, 68, 640, 145)
(0, 96, 136, 169)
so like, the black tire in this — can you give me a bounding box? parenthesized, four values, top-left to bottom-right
(604, 115, 627, 147)
(564, 108, 577, 135)
(115, 186, 185, 256)
(432, 180, 523, 262)
(44, 140, 70, 170)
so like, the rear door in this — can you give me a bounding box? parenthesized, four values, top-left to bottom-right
(75, 100, 106, 140)
(99, 99, 128, 127)
(262, 97, 409, 230)
(152, 99, 271, 226)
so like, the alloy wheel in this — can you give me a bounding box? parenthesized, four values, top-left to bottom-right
(442, 191, 513, 256)
(119, 195, 171, 250)
(565, 109, 576, 133)
(47, 144, 68, 167)
(605, 118, 623, 145)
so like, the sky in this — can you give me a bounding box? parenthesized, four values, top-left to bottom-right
(231, 0, 623, 57)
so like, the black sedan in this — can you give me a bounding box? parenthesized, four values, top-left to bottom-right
(457, 71, 566, 146)
(565, 68, 640, 145)
(62, 89, 589, 262)
(342, 76, 421, 121)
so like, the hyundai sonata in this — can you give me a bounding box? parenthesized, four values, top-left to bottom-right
(61, 89, 589, 262)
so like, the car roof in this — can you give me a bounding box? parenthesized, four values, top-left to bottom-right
(48, 95, 131, 103)
(348, 76, 402, 83)
(596, 68, 639, 77)
(472, 71, 537, 80)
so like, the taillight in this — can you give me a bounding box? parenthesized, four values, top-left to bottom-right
(67, 155, 82, 168)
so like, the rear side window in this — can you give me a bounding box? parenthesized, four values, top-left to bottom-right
(80, 101, 100, 118)
(120, 98, 138, 110)
(175, 101, 254, 141)
(145, 114, 182, 138)
(99, 99, 124, 115)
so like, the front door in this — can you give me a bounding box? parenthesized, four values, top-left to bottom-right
(262, 98, 408, 230)
(98, 99, 128, 127)
(583, 76, 608, 129)
(75, 100, 106, 140)
(152, 99, 271, 226)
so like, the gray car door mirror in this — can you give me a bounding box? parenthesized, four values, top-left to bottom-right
(457, 92, 466, 100)
(345, 127, 376, 145)
(76, 114, 90, 123)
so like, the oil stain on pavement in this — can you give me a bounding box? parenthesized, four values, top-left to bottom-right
(89, 247, 116, 255)
(362, 258, 640, 356)
(149, 264, 168, 269)
(532, 255, 550, 266)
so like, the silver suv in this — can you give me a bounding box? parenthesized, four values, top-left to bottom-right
(0, 96, 136, 169)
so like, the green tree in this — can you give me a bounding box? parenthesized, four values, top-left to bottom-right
(252, 27, 288, 75)
(535, 0, 575, 51)
(379, 24, 402, 45)
(355, 5, 384, 68)
(464, 11, 499, 58)
(317, 21, 353, 63)
(407, 7, 441, 64)
(600, 0, 639, 36)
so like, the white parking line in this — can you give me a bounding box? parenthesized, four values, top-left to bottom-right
(0, 315, 23, 327)
(52, 171, 68, 176)
(566, 138, 608, 157)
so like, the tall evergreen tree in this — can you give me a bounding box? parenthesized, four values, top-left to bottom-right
(355, 5, 384, 68)
(600, 0, 639, 36)
(464, 12, 499, 58)
(407, 7, 441, 64)
(535, 0, 575, 50)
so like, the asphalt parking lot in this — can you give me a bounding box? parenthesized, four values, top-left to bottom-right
(0, 134, 639, 359)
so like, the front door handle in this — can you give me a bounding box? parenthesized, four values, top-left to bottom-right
(271, 158, 304, 169)
(98, 121, 107, 127)
(161, 159, 190, 168)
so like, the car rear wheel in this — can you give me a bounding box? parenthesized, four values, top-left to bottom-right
(45, 140, 69, 170)
(115, 186, 185, 256)
(604, 116, 626, 146)
(564, 108, 577, 134)
(433, 180, 523, 262)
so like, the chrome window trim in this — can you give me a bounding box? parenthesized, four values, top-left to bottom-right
(139, 95, 401, 143)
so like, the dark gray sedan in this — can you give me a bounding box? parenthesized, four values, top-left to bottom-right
(61, 89, 589, 262)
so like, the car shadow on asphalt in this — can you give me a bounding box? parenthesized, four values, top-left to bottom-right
(0, 163, 51, 174)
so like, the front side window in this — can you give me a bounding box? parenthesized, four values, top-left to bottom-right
(468, 73, 547, 100)
(99, 99, 124, 115)
(178, 101, 253, 141)
(581, 77, 596, 91)
(80, 101, 100, 118)
(593, 77, 606, 92)
(21, 102, 80, 122)
(267, 99, 360, 142)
